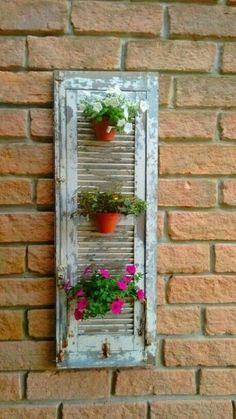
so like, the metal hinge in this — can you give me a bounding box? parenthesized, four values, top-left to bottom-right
(57, 265, 66, 286)
(55, 176, 65, 184)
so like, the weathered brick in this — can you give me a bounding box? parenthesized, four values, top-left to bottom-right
(0, 0, 67, 34)
(157, 275, 166, 305)
(200, 369, 236, 395)
(159, 180, 216, 208)
(215, 244, 236, 272)
(164, 338, 236, 366)
(0, 72, 52, 105)
(28, 245, 54, 274)
(159, 110, 216, 141)
(30, 109, 53, 139)
(221, 113, 236, 141)
(168, 275, 236, 303)
(169, 4, 236, 39)
(28, 36, 121, 70)
(168, 211, 236, 240)
(126, 40, 216, 72)
(0, 405, 57, 419)
(0, 341, 54, 370)
(115, 369, 195, 396)
(27, 370, 109, 400)
(72, 1, 162, 36)
(157, 212, 164, 240)
(160, 145, 236, 175)
(160, 75, 171, 106)
(28, 309, 55, 338)
(158, 307, 200, 335)
(0, 373, 22, 401)
(0, 38, 25, 69)
(158, 244, 209, 273)
(0, 278, 55, 307)
(0, 109, 27, 138)
(222, 43, 236, 73)
(176, 76, 236, 108)
(150, 400, 232, 419)
(0, 247, 25, 274)
(0, 310, 23, 340)
(222, 180, 236, 205)
(36, 179, 54, 206)
(205, 307, 236, 335)
(63, 403, 147, 419)
(0, 179, 32, 205)
(0, 144, 53, 175)
(0, 213, 53, 242)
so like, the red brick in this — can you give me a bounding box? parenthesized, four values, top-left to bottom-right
(0, 72, 52, 105)
(63, 403, 147, 419)
(205, 307, 236, 335)
(200, 369, 236, 395)
(159, 110, 216, 141)
(176, 76, 236, 108)
(28, 245, 54, 274)
(222, 43, 236, 73)
(169, 4, 236, 39)
(0, 310, 23, 340)
(157, 275, 166, 305)
(0, 144, 53, 175)
(0, 405, 57, 419)
(30, 109, 53, 139)
(222, 180, 236, 205)
(28, 309, 55, 338)
(164, 338, 236, 366)
(0, 278, 55, 306)
(0, 179, 32, 205)
(27, 370, 109, 400)
(0, 0, 67, 34)
(36, 179, 54, 206)
(150, 401, 232, 419)
(28, 36, 121, 70)
(0, 38, 25, 69)
(158, 307, 200, 335)
(0, 109, 27, 138)
(0, 213, 53, 243)
(157, 212, 164, 240)
(215, 244, 236, 272)
(72, 1, 162, 36)
(115, 369, 195, 396)
(160, 145, 236, 175)
(160, 75, 171, 106)
(221, 113, 236, 141)
(158, 244, 209, 273)
(168, 211, 236, 240)
(0, 341, 54, 370)
(0, 247, 25, 274)
(0, 373, 22, 401)
(126, 40, 216, 72)
(159, 180, 216, 208)
(168, 275, 236, 303)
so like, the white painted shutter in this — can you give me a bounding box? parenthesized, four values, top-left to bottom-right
(55, 72, 158, 368)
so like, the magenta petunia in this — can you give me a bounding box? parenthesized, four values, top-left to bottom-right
(117, 280, 128, 291)
(83, 265, 93, 275)
(74, 308, 83, 320)
(98, 268, 110, 279)
(77, 297, 89, 311)
(76, 288, 85, 298)
(126, 264, 136, 275)
(111, 299, 124, 315)
(121, 275, 132, 283)
(63, 281, 72, 291)
(136, 289, 145, 301)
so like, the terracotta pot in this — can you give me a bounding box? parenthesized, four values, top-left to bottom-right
(95, 213, 120, 234)
(92, 117, 116, 141)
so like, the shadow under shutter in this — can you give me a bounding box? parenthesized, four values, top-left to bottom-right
(55, 71, 158, 368)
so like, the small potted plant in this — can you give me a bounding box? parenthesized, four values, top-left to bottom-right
(64, 264, 145, 321)
(77, 189, 147, 234)
(80, 86, 148, 141)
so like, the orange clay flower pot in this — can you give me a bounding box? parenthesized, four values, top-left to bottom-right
(92, 117, 116, 141)
(95, 213, 120, 234)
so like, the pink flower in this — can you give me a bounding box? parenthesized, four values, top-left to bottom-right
(122, 275, 132, 283)
(117, 280, 128, 291)
(76, 288, 85, 298)
(77, 297, 89, 311)
(83, 265, 92, 274)
(111, 299, 124, 315)
(126, 264, 136, 275)
(74, 308, 83, 320)
(136, 289, 145, 301)
(63, 281, 72, 291)
(98, 268, 110, 279)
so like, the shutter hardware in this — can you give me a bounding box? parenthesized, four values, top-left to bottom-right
(101, 340, 111, 358)
(57, 265, 66, 286)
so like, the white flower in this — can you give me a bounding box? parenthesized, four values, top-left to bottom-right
(109, 97, 119, 107)
(93, 102, 103, 113)
(123, 122, 133, 134)
(123, 107, 128, 119)
(117, 119, 126, 127)
(107, 85, 122, 95)
(140, 100, 148, 113)
(79, 102, 86, 111)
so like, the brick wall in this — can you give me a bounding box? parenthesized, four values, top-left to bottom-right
(0, 0, 236, 418)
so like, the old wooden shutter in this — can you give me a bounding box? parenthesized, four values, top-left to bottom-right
(55, 71, 158, 368)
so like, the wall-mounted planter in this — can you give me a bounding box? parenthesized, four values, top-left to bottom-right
(95, 212, 120, 234)
(92, 117, 116, 141)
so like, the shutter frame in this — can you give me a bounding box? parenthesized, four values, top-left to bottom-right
(55, 71, 158, 368)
